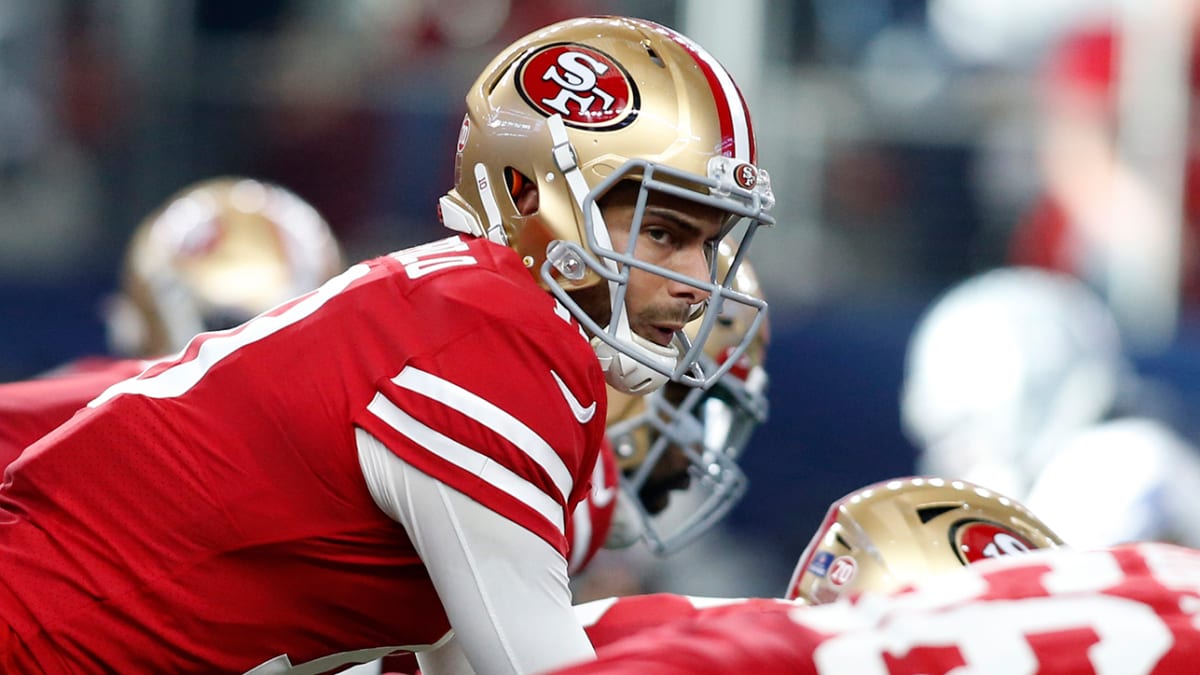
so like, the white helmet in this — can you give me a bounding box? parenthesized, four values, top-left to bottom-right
(900, 267, 1125, 497)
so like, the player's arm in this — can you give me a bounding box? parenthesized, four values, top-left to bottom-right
(357, 428, 595, 675)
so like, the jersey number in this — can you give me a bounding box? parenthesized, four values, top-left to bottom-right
(90, 237, 479, 406)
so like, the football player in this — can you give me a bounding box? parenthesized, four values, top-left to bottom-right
(784, 475, 1063, 603)
(0, 176, 345, 465)
(900, 266, 1200, 548)
(555, 540, 1200, 673)
(0, 16, 774, 675)
(569, 476, 1063, 653)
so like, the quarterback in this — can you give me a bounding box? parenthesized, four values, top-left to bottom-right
(0, 15, 773, 675)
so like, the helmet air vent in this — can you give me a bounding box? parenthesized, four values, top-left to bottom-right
(641, 40, 665, 68)
(916, 504, 961, 524)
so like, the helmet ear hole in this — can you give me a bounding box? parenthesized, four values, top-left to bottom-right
(505, 168, 537, 215)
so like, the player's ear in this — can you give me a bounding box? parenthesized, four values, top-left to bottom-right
(509, 170, 539, 216)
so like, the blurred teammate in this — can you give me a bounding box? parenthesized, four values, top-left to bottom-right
(555, 541, 1200, 673)
(900, 266, 1200, 548)
(784, 475, 1063, 603)
(570, 476, 1063, 652)
(0, 16, 774, 674)
(590, 243, 769, 562)
(0, 176, 344, 464)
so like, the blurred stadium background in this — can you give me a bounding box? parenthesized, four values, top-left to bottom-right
(5, 0, 1200, 598)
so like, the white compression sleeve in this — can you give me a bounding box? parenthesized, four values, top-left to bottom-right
(356, 428, 595, 675)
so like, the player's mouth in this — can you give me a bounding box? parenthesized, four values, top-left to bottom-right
(648, 323, 684, 346)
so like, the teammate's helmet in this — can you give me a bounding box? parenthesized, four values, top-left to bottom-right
(900, 267, 1125, 498)
(106, 177, 344, 357)
(439, 15, 775, 394)
(605, 244, 768, 555)
(785, 476, 1064, 604)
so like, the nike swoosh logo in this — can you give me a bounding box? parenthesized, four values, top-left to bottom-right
(551, 370, 596, 424)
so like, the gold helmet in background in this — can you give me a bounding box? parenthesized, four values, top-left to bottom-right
(439, 15, 774, 394)
(605, 243, 769, 555)
(106, 177, 344, 357)
(785, 476, 1064, 604)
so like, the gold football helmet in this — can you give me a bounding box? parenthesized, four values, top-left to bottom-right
(785, 476, 1064, 604)
(439, 15, 775, 394)
(604, 243, 769, 555)
(106, 177, 344, 357)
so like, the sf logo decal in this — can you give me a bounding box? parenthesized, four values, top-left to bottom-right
(518, 44, 639, 129)
(952, 519, 1037, 565)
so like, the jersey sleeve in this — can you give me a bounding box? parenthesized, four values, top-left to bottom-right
(352, 253, 607, 558)
(556, 600, 816, 674)
(358, 429, 595, 674)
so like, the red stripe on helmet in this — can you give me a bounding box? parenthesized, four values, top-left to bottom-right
(650, 22, 756, 163)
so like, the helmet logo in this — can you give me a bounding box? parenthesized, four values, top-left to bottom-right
(734, 163, 758, 189)
(517, 43, 638, 129)
(717, 346, 753, 381)
(951, 519, 1035, 565)
(827, 555, 858, 587)
(806, 550, 835, 577)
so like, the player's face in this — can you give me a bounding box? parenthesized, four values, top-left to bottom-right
(600, 183, 723, 349)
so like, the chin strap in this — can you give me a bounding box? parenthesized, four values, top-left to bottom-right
(547, 115, 614, 257)
(592, 309, 675, 395)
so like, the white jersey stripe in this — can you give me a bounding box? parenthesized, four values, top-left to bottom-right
(91, 263, 370, 406)
(366, 392, 565, 534)
(692, 47, 751, 160)
(390, 366, 574, 503)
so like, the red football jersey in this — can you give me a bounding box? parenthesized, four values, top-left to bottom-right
(0, 358, 148, 467)
(0, 236, 607, 673)
(576, 593, 797, 651)
(552, 543, 1200, 674)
